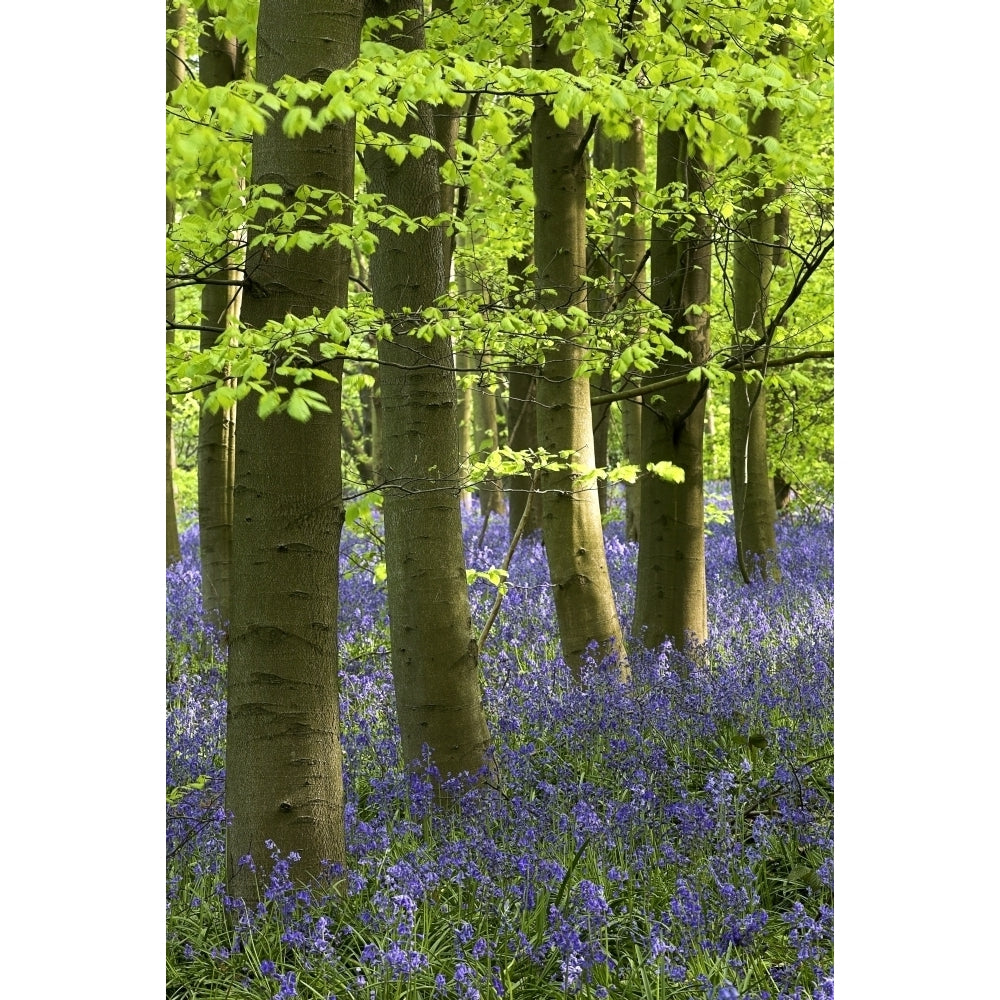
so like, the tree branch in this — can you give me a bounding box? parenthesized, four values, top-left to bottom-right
(589, 349, 833, 406)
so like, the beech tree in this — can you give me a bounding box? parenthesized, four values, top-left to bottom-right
(613, 116, 648, 543)
(364, 0, 492, 784)
(196, 4, 240, 625)
(167, 0, 835, 888)
(166, 2, 187, 566)
(504, 142, 543, 537)
(471, 364, 505, 518)
(225, 0, 364, 898)
(728, 20, 796, 581)
(632, 120, 713, 656)
(531, 0, 627, 681)
(455, 250, 505, 519)
(728, 99, 782, 583)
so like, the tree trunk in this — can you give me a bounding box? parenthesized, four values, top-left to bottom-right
(588, 131, 614, 517)
(456, 243, 505, 517)
(532, 1, 627, 681)
(365, 0, 492, 785)
(196, 5, 239, 626)
(730, 102, 782, 582)
(341, 409, 376, 486)
(632, 121, 712, 656)
(504, 160, 543, 537)
(472, 368, 505, 517)
(455, 347, 475, 512)
(591, 373, 612, 517)
(360, 377, 383, 484)
(166, 386, 181, 566)
(166, 308, 182, 565)
(226, 0, 362, 901)
(621, 396, 641, 541)
(455, 250, 504, 517)
(166, 2, 186, 566)
(431, 0, 461, 283)
(614, 116, 647, 543)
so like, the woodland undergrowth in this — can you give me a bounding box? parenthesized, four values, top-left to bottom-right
(166, 486, 833, 1000)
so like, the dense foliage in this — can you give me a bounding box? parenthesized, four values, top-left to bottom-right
(167, 489, 833, 999)
(167, 0, 834, 500)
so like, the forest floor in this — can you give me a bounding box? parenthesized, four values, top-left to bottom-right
(167, 488, 833, 1000)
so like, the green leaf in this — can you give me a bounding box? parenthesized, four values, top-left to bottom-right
(385, 143, 407, 165)
(257, 390, 283, 419)
(580, 18, 614, 61)
(287, 391, 312, 421)
(327, 89, 355, 121)
(607, 463, 641, 485)
(646, 461, 685, 484)
(484, 107, 512, 146)
(294, 230, 323, 251)
(282, 105, 312, 138)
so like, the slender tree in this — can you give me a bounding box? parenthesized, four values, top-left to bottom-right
(531, 0, 627, 681)
(341, 409, 376, 486)
(166, 338, 182, 566)
(471, 368, 505, 517)
(632, 117, 712, 655)
(431, 0, 462, 282)
(504, 141, 543, 536)
(455, 345, 476, 512)
(225, 0, 363, 899)
(614, 116, 648, 543)
(505, 368, 542, 534)
(728, 29, 790, 582)
(587, 131, 615, 518)
(196, 4, 239, 625)
(364, 0, 492, 784)
(359, 375, 383, 484)
(166, 1, 187, 566)
(455, 241, 505, 518)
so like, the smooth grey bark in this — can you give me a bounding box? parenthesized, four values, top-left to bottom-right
(613, 116, 648, 543)
(621, 395, 641, 542)
(532, 0, 627, 681)
(632, 122, 712, 656)
(591, 372, 612, 517)
(341, 411, 376, 486)
(431, 0, 461, 281)
(730, 102, 783, 582)
(226, 0, 362, 900)
(472, 370, 505, 517)
(504, 144, 543, 536)
(455, 248, 505, 517)
(365, 0, 492, 785)
(455, 347, 476, 512)
(166, 2, 187, 567)
(166, 367, 181, 566)
(196, 6, 239, 626)
(166, 276, 182, 568)
(588, 132, 614, 517)
(360, 378, 383, 484)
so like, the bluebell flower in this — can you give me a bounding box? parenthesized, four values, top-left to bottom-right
(168, 488, 832, 996)
(273, 970, 297, 999)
